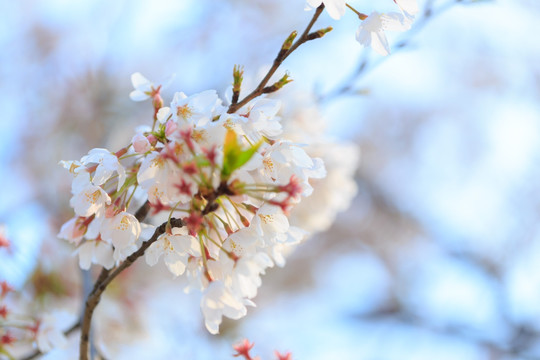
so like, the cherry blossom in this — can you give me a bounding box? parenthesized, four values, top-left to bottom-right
(81, 148, 126, 191)
(57, 217, 86, 244)
(167, 90, 223, 126)
(69, 184, 111, 218)
(200, 281, 247, 334)
(35, 312, 73, 353)
(60, 72, 339, 336)
(101, 211, 141, 262)
(356, 11, 413, 56)
(129, 72, 173, 102)
(145, 227, 200, 276)
(76, 238, 115, 270)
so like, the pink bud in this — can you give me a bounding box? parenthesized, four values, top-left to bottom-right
(240, 214, 250, 227)
(147, 134, 158, 146)
(132, 133, 151, 154)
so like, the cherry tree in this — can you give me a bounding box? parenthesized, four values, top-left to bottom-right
(0, 0, 501, 359)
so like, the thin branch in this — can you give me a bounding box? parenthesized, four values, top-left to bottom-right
(79, 217, 185, 360)
(134, 200, 150, 221)
(319, 0, 464, 102)
(17, 202, 151, 360)
(227, 4, 326, 114)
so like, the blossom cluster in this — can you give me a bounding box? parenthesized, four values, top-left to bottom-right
(59, 73, 326, 334)
(306, 0, 419, 55)
(0, 280, 70, 357)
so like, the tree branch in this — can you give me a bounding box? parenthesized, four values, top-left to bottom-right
(18, 202, 152, 360)
(79, 217, 185, 360)
(227, 4, 326, 114)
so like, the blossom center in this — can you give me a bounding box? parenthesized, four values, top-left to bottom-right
(177, 105, 193, 120)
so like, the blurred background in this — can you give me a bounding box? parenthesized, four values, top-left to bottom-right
(1, 0, 540, 359)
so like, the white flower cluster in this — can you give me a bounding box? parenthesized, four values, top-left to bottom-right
(306, 0, 419, 56)
(279, 92, 359, 235)
(59, 73, 326, 334)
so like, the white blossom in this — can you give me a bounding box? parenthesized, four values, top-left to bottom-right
(170, 90, 223, 127)
(356, 11, 413, 56)
(256, 140, 326, 196)
(58, 217, 85, 244)
(200, 281, 247, 334)
(76, 239, 115, 270)
(145, 227, 200, 276)
(36, 312, 74, 353)
(59, 160, 91, 194)
(129, 72, 174, 102)
(81, 148, 126, 192)
(250, 204, 289, 244)
(101, 212, 141, 262)
(69, 184, 111, 218)
(137, 151, 195, 204)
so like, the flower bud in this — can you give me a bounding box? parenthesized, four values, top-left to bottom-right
(146, 134, 158, 146)
(132, 133, 151, 154)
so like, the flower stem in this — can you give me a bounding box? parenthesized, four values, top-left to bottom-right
(227, 5, 326, 114)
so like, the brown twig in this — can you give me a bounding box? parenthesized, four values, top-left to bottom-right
(77, 201, 150, 359)
(227, 4, 326, 114)
(79, 217, 185, 360)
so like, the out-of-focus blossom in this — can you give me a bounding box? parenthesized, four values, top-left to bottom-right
(35, 311, 73, 353)
(356, 11, 412, 56)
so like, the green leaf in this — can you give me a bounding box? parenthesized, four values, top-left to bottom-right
(235, 140, 262, 169)
(221, 130, 262, 179)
